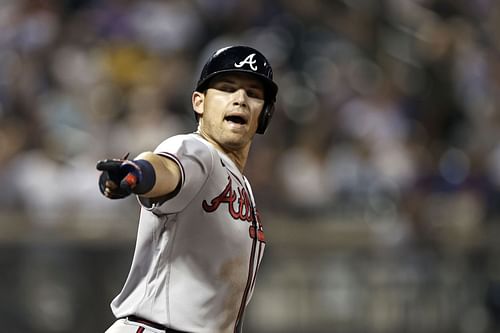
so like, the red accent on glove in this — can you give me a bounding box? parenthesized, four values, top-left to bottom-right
(124, 173, 138, 188)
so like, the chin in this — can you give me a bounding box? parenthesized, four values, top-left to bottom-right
(222, 140, 246, 150)
(221, 135, 250, 150)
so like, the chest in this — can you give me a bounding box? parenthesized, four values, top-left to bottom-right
(192, 163, 265, 247)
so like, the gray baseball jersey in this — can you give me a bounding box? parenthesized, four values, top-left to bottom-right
(110, 133, 266, 333)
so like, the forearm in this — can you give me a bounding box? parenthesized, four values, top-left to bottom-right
(134, 151, 181, 198)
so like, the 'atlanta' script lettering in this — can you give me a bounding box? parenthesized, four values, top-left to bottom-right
(202, 176, 253, 222)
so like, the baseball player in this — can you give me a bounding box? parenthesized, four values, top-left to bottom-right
(97, 45, 278, 333)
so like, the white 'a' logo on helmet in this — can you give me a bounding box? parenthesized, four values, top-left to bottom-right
(234, 53, 258, 71)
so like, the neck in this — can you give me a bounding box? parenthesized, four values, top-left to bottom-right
(224, 147, 249, 172)
(196, 132, 250, 173)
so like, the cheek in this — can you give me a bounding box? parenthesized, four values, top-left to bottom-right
(205, 95, 227, 115)
(250, 102, 265, 124)
(203, 99, 223, 122)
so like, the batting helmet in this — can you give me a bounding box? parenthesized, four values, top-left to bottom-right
(195, 45, 278, 134)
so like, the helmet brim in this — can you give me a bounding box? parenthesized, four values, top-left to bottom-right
(195, 68, 278, 102)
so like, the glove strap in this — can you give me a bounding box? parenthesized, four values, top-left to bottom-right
(132, 159, 156, 194)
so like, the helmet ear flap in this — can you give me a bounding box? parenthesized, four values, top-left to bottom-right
(256, 102, 275, 134)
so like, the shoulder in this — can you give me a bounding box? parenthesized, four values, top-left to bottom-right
(154, 133, 216, 169)
(154, 133, 210, 154)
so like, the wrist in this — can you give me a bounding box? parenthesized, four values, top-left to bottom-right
(125, 159, 156, 194)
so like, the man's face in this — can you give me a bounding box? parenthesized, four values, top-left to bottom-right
(193, 72, 265, 151)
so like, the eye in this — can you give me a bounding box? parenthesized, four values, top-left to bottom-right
(246, 89, 264, 100)
(215, 83, 236, 93)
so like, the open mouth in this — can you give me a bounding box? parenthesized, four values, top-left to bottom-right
(224, 115, 247, 125)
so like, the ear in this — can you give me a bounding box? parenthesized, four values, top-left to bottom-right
(192, 91, 204, 118)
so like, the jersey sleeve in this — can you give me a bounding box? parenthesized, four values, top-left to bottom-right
(138, 134, 214, 215)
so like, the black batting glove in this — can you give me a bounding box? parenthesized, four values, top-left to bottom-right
(96, 155, 142, 199)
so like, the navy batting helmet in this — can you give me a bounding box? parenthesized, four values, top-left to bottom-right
(195, 45, 278, 134)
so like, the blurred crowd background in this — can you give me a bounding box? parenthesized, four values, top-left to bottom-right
(1, 0, 500, 332)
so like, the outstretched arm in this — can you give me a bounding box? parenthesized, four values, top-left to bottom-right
(132, 152, 181, 198)
(96, 152, 181, 199)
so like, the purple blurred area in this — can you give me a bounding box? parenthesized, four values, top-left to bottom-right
(1, 0, 500, 332)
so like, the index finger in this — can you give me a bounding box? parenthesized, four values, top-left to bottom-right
(96, 159, 123, 171)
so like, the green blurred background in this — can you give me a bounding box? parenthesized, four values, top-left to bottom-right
(1, 0, 500, 332)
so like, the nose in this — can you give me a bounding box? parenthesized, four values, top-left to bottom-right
(233, 89, 248, 107)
